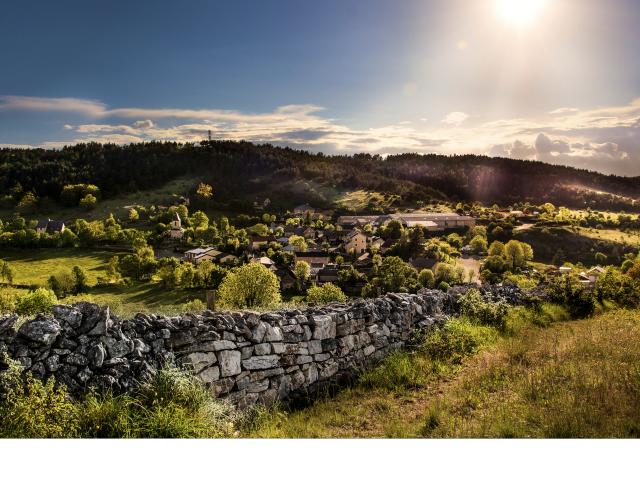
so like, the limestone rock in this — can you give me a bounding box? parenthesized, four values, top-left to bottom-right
(242, 355, 280, 370)
(18, 316, 61, 345)
(218, 350, 241, 377)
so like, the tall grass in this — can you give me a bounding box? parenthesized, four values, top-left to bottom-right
(0, 362, 239, 438)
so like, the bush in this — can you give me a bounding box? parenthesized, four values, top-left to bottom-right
(15, 288, 57, 316)
(306, 283, 347, 305)
(180, 299, 206, 313)
(421, 318, 498, 364)
(0, 358, 79, 438)
(457, 289, 509, 329)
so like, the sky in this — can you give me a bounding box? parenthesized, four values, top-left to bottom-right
(1, 0, 639, 176)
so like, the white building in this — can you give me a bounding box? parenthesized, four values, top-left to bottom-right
(169, 213, 185, 239)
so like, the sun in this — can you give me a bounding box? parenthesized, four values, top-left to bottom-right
(495, 0, 546, 28)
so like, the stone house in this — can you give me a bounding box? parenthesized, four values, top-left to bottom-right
(36, 219, 65, 235)
(169, 213, 185, 239)
(343, 230, 369, 255)
(184, 247, 222, 265)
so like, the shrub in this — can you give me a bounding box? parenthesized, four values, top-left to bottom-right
(15, 288, 57, 316)
(421, 318, 497, 364)
(306, 283, 347, 305)
(180, 299, 206, 313)
(457, 289, 509, 329)
(0, 358, 79, 438)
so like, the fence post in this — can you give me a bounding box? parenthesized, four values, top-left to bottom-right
(206, 290, 216, 311)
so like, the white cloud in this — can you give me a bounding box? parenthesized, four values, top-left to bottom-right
(442, 111, 469, 126)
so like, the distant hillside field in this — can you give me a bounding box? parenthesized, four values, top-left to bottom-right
(1, 141, 639, 214)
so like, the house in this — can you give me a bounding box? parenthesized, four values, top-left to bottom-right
(295, 251, 331, 278)
(251, 256, 277, 271)
(370, 236, 385, 250)
(36, 219, 65, 235)
(275, 266, 297, 291)
(317, 264, 340, 284)
(578, 266, 605, 286)
(249, 235, 277, 251)
(169, 213, 185, 239)
(343, 230, 369, 254)
(184, 247, 222, 264)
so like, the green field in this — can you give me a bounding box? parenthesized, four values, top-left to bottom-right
(248, 308, 640, 438)
(0, 248, 202, 317)
(0, 248, 115, 286)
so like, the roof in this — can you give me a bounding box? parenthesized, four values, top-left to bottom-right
(251, 235, 276, 242)
(185, 247, 217, 255)
(252, 256, 275, 266)
(39, 219, 65, 233)
(295, 251, 330, 258)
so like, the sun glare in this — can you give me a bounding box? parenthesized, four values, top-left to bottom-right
(495, 0, 546, 28)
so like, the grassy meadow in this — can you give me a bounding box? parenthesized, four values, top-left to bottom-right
(0, 248, 203, 316)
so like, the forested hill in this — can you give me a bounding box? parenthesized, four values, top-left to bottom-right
(1, 141, 639, 212)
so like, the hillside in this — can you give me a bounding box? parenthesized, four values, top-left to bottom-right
(1, 141, 639, 215)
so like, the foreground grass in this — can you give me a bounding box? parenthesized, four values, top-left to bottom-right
(248, 308, 640, 438)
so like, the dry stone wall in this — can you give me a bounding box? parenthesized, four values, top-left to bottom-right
(0, 286, 523, 408)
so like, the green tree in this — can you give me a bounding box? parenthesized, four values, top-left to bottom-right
(72, 266, 89, 294)
(294, 261, 311, 292)
(128, 208, 139, 222)
(47, 271, 74, 297)
(306, 283, 347, 305)
(0, 260, 14, 284)
(469, 235, 488, 255)
(217, 263, 281, 309)
(288, 235, 308, 252)
(488, 240, 505, 257)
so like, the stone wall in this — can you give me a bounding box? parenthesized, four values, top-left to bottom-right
(0, 286, 523, 409)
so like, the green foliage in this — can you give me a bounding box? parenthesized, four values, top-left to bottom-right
(368, 256, 419, 294)
(294, 261, 311, 291)
(306, 283, 347, 305)
(469, 235, 488, 255)
(72, 265, 89, 293)
(0, 358, 79, 438)
(79, 193, 97, 210)
(421, 318, 497, 364)
(47, 270, 75, 297)
(359, 351, 428, 392)
(217, 263, 281, 309)
(434, 262, 464, 287)
(418, 268, 435, 288)
(0, 289, 18, 314)
(546, 274, 596, 318)
(180, 299, 206, 313)
(0, 260, 14, 284)
(457, 289, 509, 329)
(15, 288, 57, 316)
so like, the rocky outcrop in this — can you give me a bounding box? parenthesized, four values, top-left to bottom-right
(0, 287, 520, 408)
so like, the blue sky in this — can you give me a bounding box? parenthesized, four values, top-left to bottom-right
(1, 0, 639, 175)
